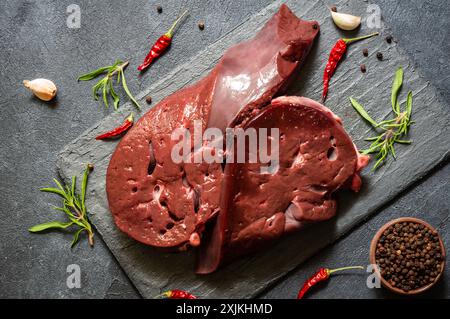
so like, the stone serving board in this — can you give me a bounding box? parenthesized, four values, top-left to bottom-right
(57, 0, 450, 298)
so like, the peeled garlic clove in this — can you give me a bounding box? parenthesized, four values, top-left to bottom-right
(23, 78, 57, 101)
(330, 10, 361, 31)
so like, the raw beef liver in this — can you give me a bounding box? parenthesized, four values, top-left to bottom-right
(196, 96, 369, 274)
(106, 5, 319, 249)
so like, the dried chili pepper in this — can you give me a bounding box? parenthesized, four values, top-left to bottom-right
(297, 266, 363, 299)
(137, 10, 188, 71)
(95, 113, 134, 140)
(322, 32, 379, 102)
(159, 290, 197, 299)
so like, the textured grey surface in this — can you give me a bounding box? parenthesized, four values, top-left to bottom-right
(0, 0, 448, 299)
(56, 0, 450, 298)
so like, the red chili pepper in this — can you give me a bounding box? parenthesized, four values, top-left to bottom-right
(297, 266, 364, 299)
(159, 289, 197, 299)
(322, 32, 379, 102)
(95, 113, 134, 140)
(137, 10, 188, 71)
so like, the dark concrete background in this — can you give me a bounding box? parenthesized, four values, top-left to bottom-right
(0, 0, 448, 298)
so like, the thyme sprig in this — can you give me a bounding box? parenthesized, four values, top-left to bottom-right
(350, 66, 413, 170)
(78, 60, 140, 110)
(29, 164, 94, 247)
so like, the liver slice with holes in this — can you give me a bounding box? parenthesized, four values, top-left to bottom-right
(195, 96, 369, 274)
(106, 5, 320, 249)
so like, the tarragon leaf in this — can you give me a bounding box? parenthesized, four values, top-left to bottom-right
(350, 97, 379, 128)
(78, 66, 112, 81)
(71, 228, 85, 248)
(120, 70, 140, 110)
(40, 187, 66, 198)
(81, 165, 89, 212)
(391, 67, 403, 114)
(109, 80, 120, 110)
(91, 79, 105, 101)
(29, 221, 73, 232)
(102, 80, 109, 108)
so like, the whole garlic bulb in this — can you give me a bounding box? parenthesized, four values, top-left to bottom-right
(330, 10, 361, 31)
(23, 78, 57, 101)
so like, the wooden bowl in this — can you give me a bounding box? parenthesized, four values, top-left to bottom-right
(369, 217, 446, 295)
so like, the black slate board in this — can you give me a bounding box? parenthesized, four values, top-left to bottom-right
(57, 0, 450, 298)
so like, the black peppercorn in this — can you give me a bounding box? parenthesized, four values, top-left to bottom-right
(386, 35, 393, 43)
(146, 96, 152, 104)
(156, 5, 162, 13)
(330, 6, 337, 12)
(362, 48, 368, 57)
(376, 52, 383, 60)
(198, 21, 205, 30)
(360, 64, 366, 73)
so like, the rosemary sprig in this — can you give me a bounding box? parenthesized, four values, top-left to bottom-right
(29, 164, 95, 247)
(350, 66, 413, 170)
(78, 60, 140, 110)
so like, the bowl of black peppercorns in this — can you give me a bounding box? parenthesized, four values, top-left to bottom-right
(370, 217, 446, 295)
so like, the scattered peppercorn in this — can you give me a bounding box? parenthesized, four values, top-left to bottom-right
(156, 5, 162, 13)
(198, 21, 205, 30)
(376, 52, 383, 60)
(146, 96, 152, 104)
(330, 6, 337, 12)
(386, 35, 393, 43)
(375, 221, 444, 292)
(362, 48, 369, 57)
(87, 163, 94, 172)
(360, 64, 366, 73)
(312, 23, 318, 30)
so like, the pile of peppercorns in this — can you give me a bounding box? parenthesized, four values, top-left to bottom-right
(375, 221, 444, 292)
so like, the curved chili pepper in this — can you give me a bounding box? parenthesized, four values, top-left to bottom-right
(297, 266, 364, 299)
(322, 32, 379, 102)
(137, 10, 188, 71)
(95, 113, 134, 140)
(160, 289, 197, 299)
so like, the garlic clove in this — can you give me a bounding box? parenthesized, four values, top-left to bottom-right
(330, 10, 361, 31)
(23, 78, 57, 101)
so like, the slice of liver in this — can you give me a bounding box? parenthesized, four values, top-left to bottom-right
(106, 5, 319, 249)
(196, 96, 369, 274)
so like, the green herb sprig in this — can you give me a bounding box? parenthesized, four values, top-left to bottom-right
(29, 164, 95, 247)
(78, 60, 140, 110)
(350, 66, 413, 170)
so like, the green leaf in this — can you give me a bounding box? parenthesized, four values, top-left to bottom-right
(390, 144, 396, 159)
(81, 165, 89, 212)
(52, 178, 65, 192)
(391, 67, 403, 115)
(109, 80, 120, 110)
(350, 97, 379, 128)
(102, 80, 109, 108)
(54, 206, 76, 219)
(71, 228, 85, 248)
(91, 80, 104, 101)
(70, 176, 76, 197)
(28, 221, 73, 232)
(78, 66, 112, 81)
(112, 59, 123, 68)
(395, 139, 412, 144)
(120, 70, 140, 110)
(406, 91, 413, 119)
(40, 187, 66, 198)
